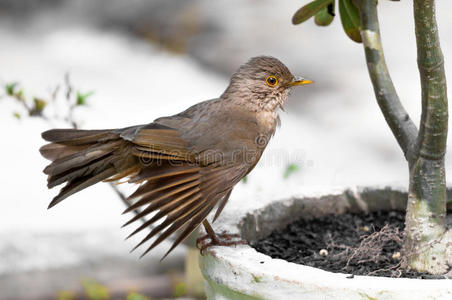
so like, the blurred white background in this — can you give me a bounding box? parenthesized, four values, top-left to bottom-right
(0, 0, 451, 298)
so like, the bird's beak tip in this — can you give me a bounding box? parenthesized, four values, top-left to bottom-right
(288, 78, 314, 87)
(302, 79, 314, 85)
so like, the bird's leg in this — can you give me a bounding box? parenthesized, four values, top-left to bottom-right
(202, 219, 220, 244)
(196, 220, 247, 254)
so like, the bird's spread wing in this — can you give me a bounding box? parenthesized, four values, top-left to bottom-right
(41, 122, 248, 258)
(124, 123, 247, 258)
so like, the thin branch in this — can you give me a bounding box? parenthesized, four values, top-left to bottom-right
(4, 76, 149, 228)
(62, 76, 145, 223)
(109, 183, 147, 225)
(355, 0, 418, 164)
(413, 0, 448, 160)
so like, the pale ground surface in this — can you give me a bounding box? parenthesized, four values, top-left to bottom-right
(0, 0, 452, 298)
(0, 26, 204, 299)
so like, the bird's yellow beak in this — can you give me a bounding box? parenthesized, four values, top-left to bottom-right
(286, 77, 314, 87)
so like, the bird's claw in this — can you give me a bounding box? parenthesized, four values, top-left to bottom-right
(196, 231, 247, 255)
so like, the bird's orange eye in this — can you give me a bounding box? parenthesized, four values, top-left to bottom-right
(265, 75, 278, 87)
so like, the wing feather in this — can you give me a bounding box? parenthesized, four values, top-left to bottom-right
(160, 198, 221, 259)
(42, 122, 249, 259)
(139, 196, 217, 258)
(124, 179, 200, 213)
(125, 164, 239, 257)
(122, 186, 201, 226)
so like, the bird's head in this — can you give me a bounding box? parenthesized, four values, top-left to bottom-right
(222, 56, 313, 111)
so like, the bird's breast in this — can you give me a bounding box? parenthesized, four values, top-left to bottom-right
(255, 110, 279, 137)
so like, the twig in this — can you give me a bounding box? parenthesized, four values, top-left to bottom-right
(61, 75, 144, 223)
(109, 183, 146, 225)
(355, 0, 418, 165)
(63, 74, 78, 129)
(4, 75, 146, 225)
(344, 224, 403, 268)
(63, 77, 146, 225)
(366, 261, 402, 277)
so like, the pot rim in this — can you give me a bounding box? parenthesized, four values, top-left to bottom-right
(199, 185, 452, 300)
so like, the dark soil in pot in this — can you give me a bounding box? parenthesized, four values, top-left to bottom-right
(251, 210, 450, 279)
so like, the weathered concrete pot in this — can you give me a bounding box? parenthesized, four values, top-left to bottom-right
(199, 186, 452, 300)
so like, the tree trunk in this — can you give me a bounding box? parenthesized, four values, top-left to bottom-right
(405, 159, 450, 273)
(404, 0, 451, 274)
(355, 0, 451, 274)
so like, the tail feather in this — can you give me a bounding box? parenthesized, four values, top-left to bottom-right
(47, 154, 115, 188)
(43, 140, 122, 176)
(42, 129, 118, 144)
(48, 167, 117, 208)
(41, 128, 135, 207)
(40, 143, 89, 160)
(103, 165, 141, 183)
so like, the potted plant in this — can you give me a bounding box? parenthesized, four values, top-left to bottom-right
(199, 0, 451, 298)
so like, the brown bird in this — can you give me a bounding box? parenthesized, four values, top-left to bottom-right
(40, 56, 312, 258)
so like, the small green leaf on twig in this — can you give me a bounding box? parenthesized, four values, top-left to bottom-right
(292, 0, 334, 25)
(5, 82, 24, 101)
(82, 279, 109, 300)
(29, 97, 47, 116)
(315, 2, 335, 26)
(5, 82, 18, 96)
(284, 163, 300, 179)
(242, 176, 248, 184)
(33, 97, 47, 111)
(13, 112, 21, 119)
(76, 90, 94, 106)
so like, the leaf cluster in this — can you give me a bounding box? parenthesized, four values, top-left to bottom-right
(292, 0, 362, 43)
(2, 75, 94, 125)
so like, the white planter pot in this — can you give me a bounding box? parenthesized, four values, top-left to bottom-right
(198, 186, 452, 300)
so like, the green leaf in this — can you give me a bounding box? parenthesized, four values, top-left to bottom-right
(82, 279, 109, 300)
(283, 163, 300, 179)
(241, 176, 248, 184)
(5, 82, 18, 96)
(173, 281, 187, 297)
(343, 0, 361, 29)
(57, 291, 75, 300)
(30, 98, 47, 116)
(339, 0, 362, 43)
(33, 97, 47, 111)
(126, 292, 150, 300)
(292, 0, 334, 25)
(13, 112, 21, 119)
(76, 90, 94, 106)
(315, 2, 335, 26)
